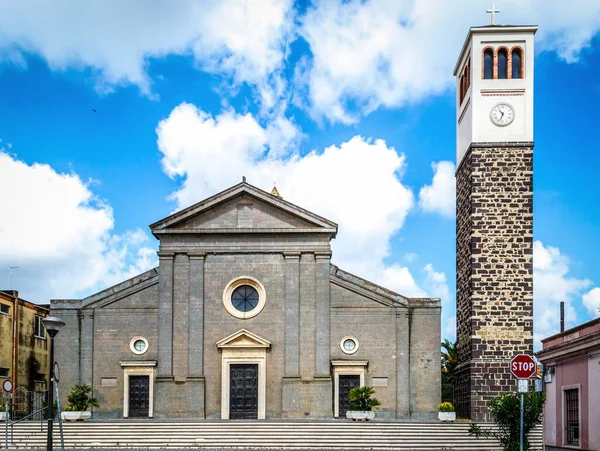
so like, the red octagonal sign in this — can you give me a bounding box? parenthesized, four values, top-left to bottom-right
(510, 354, 536, 379)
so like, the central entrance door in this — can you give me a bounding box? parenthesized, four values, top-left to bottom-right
(229, 364, 258, 419)
(339, 375, 360, 418)
(128, 375, 150, 417)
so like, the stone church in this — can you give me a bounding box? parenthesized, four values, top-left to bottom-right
(51, 19, 538, 422)
(52, 182, 441, 420)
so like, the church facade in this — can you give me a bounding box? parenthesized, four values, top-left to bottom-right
(52, 182, 441, 420)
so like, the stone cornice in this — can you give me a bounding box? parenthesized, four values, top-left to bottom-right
(330, 265, 408, 308)
(150, 182, 338, 236)
(78, 268, 159, 309)
(153, 227, 337, 235)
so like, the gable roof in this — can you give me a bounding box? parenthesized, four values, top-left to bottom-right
(216, 329, 272, 349)
(330, 265, 440, 308)
(150, 181, 338, 237)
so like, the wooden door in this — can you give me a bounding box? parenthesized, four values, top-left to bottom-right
(128, 375, 150, 417)
(339, 375, 360, 417)
(229, 364, 258, 419)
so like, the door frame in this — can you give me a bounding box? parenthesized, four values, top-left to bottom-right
(217, 329, 271, 420)
(331, 360, 367, 418)
(121, 361, 156, 418)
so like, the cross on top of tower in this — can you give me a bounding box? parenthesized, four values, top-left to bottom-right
(486, 3, 500, 25)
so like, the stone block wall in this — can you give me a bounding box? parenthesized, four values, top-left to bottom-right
(455, 143, 534, 421)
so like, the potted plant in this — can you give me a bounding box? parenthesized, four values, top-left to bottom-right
(61, 384, 99, 421)
(346, 386, 381, 421)
(438, 401, 456, 421)
(0, 401, 8, 421)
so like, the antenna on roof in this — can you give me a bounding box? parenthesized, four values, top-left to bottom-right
(9, 266, 19, 290)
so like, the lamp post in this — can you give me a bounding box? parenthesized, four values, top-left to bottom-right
(41, 316, 65, 451)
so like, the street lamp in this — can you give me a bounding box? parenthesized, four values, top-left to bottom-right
(41, 316, 65, 451)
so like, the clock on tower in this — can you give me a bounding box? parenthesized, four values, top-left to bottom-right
(453, 23, 537, 422)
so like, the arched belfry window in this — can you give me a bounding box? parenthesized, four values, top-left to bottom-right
(512, 48, 522, 79)
(483, 49, 493, 79)
(497, 49, 508, 79)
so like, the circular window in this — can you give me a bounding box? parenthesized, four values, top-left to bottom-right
(232, 286, 259, 312)
(130, 336, 148, 355)
(340, 336, 359, 355)
(223, 276, 266, 319)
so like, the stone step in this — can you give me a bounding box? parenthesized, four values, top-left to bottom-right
(2, 420, 543, 450)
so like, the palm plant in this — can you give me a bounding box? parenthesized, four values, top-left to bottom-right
(348, 386, 381, 411)
(441, 339, 457, 384)
(67, 384, 99, 411)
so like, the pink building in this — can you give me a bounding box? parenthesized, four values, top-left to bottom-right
(536, 317, 600, 451)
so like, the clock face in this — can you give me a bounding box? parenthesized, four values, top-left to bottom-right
(490, 103, 515, 126)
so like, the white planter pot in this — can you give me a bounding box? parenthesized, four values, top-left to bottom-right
(346, 410, 376, 421)
(0, 412, 9, 421)
(61, 411, 91, 421)
(438, 411, 456, 421)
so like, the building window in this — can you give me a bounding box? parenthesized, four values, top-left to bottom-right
(565, 388, 579, 445)
(483, 48, 493, 79)
(130, 336, 149, 355)
(497, 49, 508, 79)
(340, 336, 359, 355)
(512, 48, 522, 79)
(232, 286, 259, 313)
(0, 368, 8, 378)
(34, 316, 46, 339)
(222, 276, 267, 320)
(459, 59, 471, 105)
(0, 304, 9, 315)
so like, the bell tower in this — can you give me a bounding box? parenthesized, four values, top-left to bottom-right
(453, 23, 537, 421)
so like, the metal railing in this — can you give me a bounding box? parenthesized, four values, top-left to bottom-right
(5, 405, 47, 448)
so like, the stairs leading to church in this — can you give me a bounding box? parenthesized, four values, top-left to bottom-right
(1, 420, 543, 450)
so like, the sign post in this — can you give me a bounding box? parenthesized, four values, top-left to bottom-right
(53, 363, 65, 451)
(3, 379, 13, 449)
(510, 354, 536, 451)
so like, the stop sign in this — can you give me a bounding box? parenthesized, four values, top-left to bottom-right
(510, 354, 536, 379)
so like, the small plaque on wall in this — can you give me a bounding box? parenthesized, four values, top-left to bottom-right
(372, 377, 388, 387)
(101, 377, 117, 387)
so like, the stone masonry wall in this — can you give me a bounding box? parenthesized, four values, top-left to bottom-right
(455, 143, 534, 421)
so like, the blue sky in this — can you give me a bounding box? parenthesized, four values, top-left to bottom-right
(1, 0, 599, 348)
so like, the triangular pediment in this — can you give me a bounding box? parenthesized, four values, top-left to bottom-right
(216, 329, 271, 349)
(150, 182, 337, 237)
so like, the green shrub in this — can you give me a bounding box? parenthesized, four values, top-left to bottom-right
(469, 391, 545, 451)
(66, 384, 99, 411)
(348, 386, 381, 411)
(438, 402, 454, 412)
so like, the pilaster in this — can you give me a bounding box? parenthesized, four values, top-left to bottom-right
(315, 252, 331, 376)
(172, 253, 190, 381)
(188, 253, 205, 377)
(299, 253, 316, 379)
(79, 310, 94, 387)
(395, 308, 410, 419)
(157, 252, 174, 377)
(284, 252, 300, 377)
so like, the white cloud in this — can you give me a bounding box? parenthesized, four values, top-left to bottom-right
(0, 0, 294, 106)
(423, 263, 450, 303)
(582, 287, 600, 317)
(0, 150, 157, 302)
(299, 0, 600, 123)
(533, 240, 594, 346)
(157, 102, 423, 288)
(418, 161, 456, 218)
(1, 1, 599, 122)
